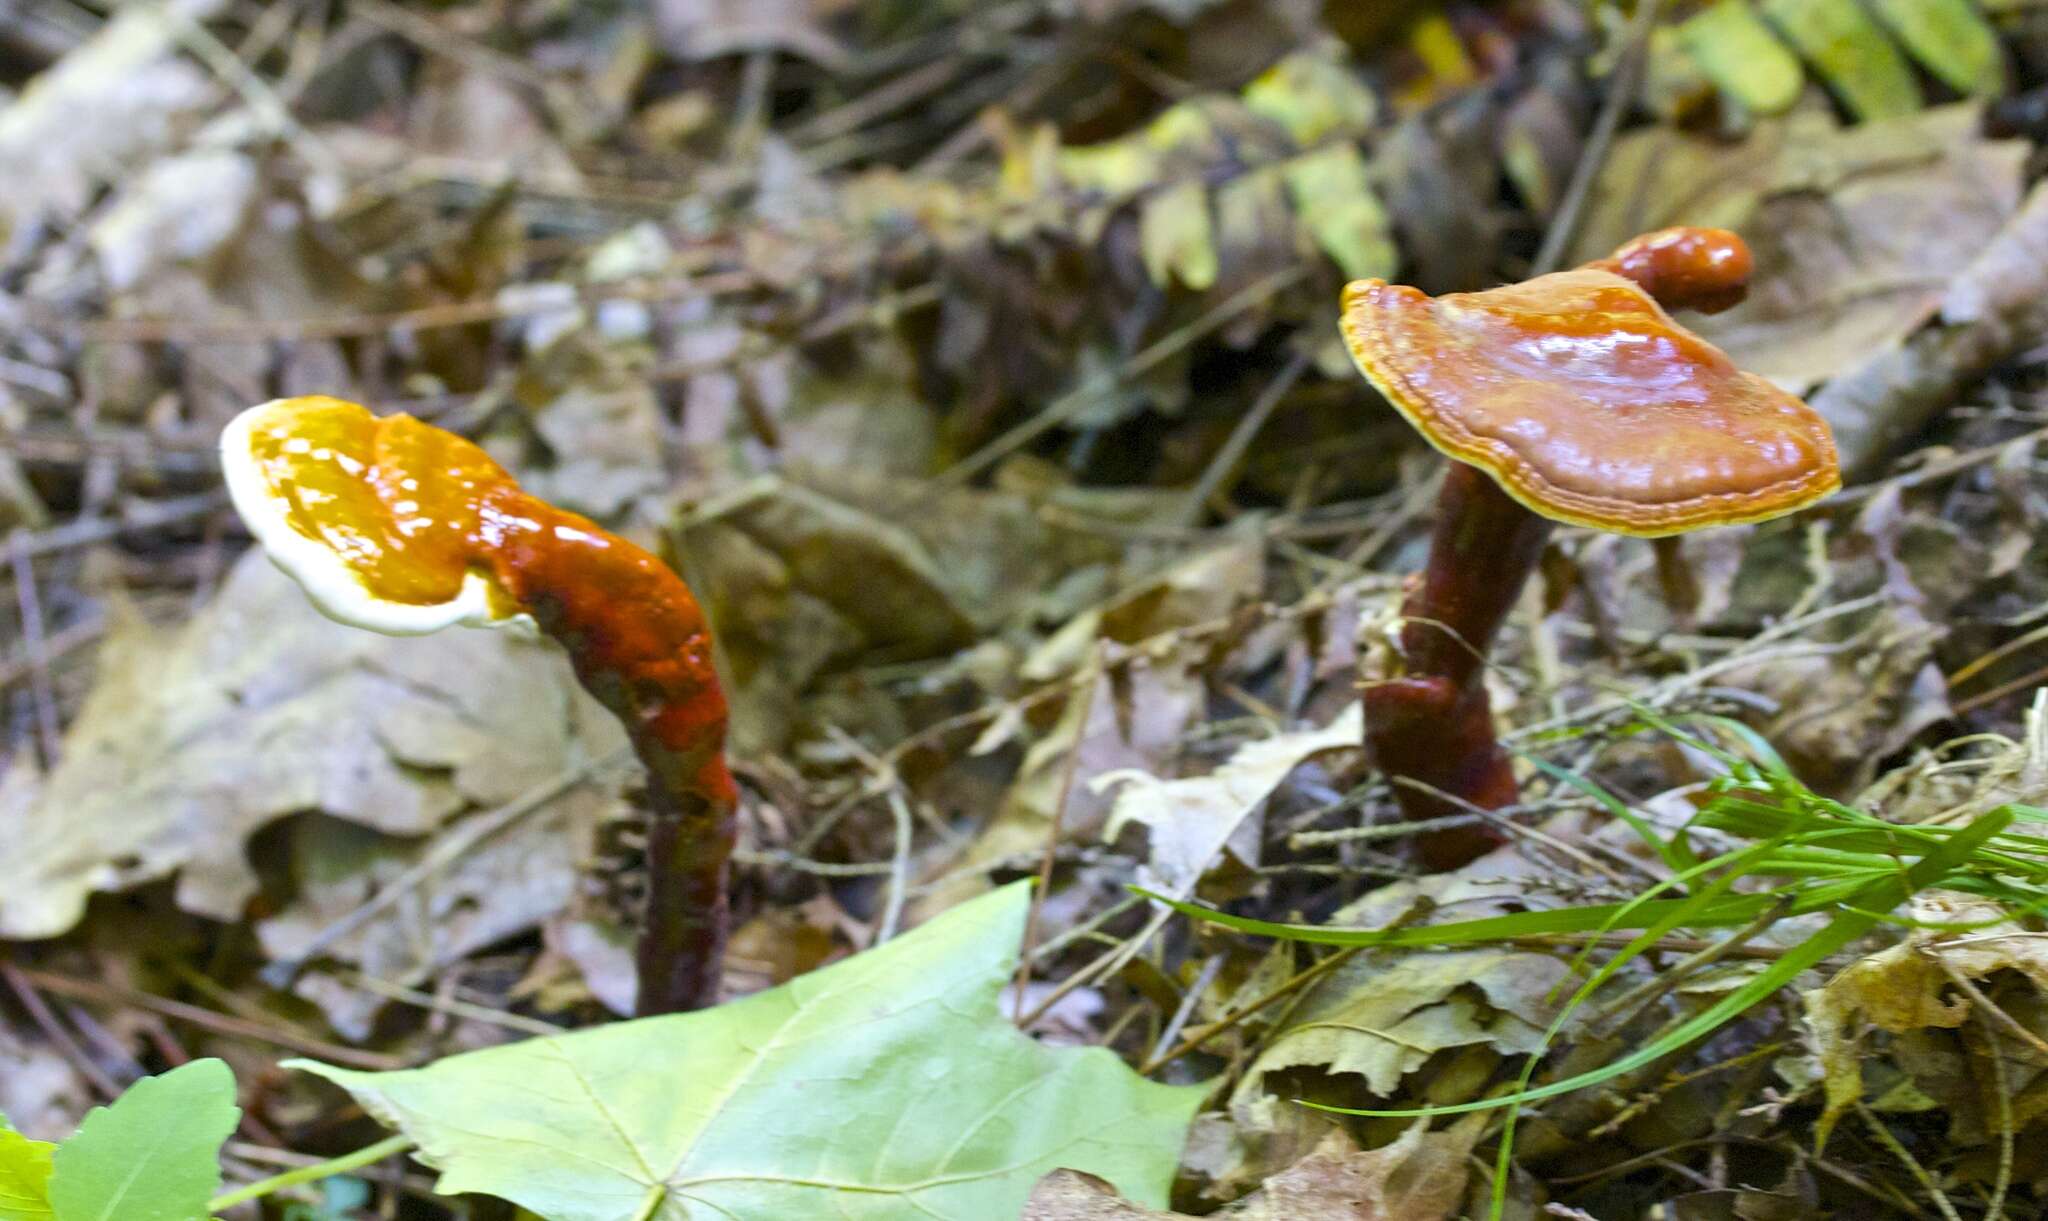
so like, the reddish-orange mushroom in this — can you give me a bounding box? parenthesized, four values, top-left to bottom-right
(1342, 228, 1839, 869)
(222, 396, 735, 1015)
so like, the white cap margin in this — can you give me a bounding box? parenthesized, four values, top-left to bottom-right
(221, 400, 504, 636)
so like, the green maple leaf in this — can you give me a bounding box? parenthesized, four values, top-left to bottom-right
(294, 882, 1202, 1220)
(46, 1059, 240, 1221)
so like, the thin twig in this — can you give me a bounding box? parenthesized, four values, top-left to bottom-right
(1030, 894, 1142, 964)
(8, 530, 61, 765)
(0, 962, 121, 1098)
(338, 970, 565, 1040)
(10, 967, 399, 1070)
(1530, 0, 1663, 275)
(0, 491, 229, 574)
(1977, 1004, 2014, 1221)
(1013, 657, 1099, 1026)
(350, 0, 547, 86)
(793, 56, 963, 145)
(1179, 349, 1311, 527)
(876, 789, 915, 943)
(1927, 949, 2048, 1058)
(1146, 953, 1224, 1064)
(48, 272, 755, 344)
(1856, 1101, 1963, 1221)
(1139, 947, 1359, 1074)
(939, 267, 1308, 486)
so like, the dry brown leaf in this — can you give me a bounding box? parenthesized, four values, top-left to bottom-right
(1817, 173, 2048, 477)
(255, 804, 607, 1040)
(1803, 892, 2048, 1147)
(407, 61, 579, 182)
(923, 648, 1206, 912)
(1100, 703, 1360, 894)
(1234, 948, 1574, 1120)
(1570, 103, 2025, 396)
(87, 148, 257, 291)
(1715, 599, 1948, 792)
(0, 551, 628, 942)
(0, 0, 221, 253)
(1025, 1122, 1477, 1220)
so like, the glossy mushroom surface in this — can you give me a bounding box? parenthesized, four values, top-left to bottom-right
(1341, 228, 1839, 869)
(1341, 269, 1839, 537)
(223, 396, 735, 1014)
(1589, 225, 1754, 316)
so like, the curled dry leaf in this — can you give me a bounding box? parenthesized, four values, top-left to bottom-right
(1101, 704, 1362, 896)
(1233, 949, 1576, 1117)
(0, 0, 220, 251)
(922, 648, 1206, 916)
(1714, 599, 1949, 793)
(679, 472, 1119, 754)
(1803, 891, 2048, 1148)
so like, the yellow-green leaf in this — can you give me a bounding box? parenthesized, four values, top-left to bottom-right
(0, 1130, 55, 1221)
(1059, 139, 1158, 200)
(1281, 144, 1396, 281)
(1243, 44, 1377, 145)
(1867, 0, 2003, 95)
(1761, 0, 1921, 120)
(1680, 0, 1805, 115)
(1140, 179, 1219, 291)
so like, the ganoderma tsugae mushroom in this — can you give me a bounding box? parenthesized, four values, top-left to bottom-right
(220, 396, 735, 1015)
(1342, 227, 1839, 870)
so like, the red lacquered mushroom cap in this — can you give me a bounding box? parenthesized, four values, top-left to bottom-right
(1340, 243, 1839, 537)
(1587, 225, 1754, 316)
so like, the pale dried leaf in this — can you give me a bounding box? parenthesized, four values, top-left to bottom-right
(1101, 703, 1361, 894)
(0, 0, 220, 251)
(1026, 1122, 1477, 1220)
(0, 552, 627, 939)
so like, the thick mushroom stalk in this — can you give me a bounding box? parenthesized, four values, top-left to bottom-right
(1342, 229, 1839, 869)
(221, 396, 735, 1015)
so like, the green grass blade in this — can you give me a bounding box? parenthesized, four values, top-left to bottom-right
(1305, 807, 2014, 1118)
(1135, 890, 1784, 946)
(1526, 756, 1696, 874)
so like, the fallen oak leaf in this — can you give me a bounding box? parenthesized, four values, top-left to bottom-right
(0, 551, 626, 942)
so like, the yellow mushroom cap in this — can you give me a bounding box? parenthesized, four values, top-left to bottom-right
(1340, 268, 1840, 537)
(219, 396, 515, 634)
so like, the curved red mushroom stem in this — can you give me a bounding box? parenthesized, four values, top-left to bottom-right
(1589, 226, 1753, 316)
(479, 499, 737, 1016)
(222, 399, 736, 1015)
(1365, 463, 1549, 867)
